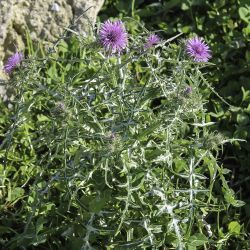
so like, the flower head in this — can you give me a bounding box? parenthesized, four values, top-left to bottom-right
(99, 20, 128, 54)
(185, 37, 211, 62)
(184, 86, 192, 95)
(144, 34, 160, 49)
(4, 51, 24, 74)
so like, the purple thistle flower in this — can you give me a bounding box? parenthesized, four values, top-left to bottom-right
(99, 20, 128, 54)
(4, 51, 24, 74)
(186, 37, 211, 62)
(144, 34, 160, 49)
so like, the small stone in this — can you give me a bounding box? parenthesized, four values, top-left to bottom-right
(51, 2, 60, 12)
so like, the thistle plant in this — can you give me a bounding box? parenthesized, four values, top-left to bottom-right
(0, 19, 245, 249)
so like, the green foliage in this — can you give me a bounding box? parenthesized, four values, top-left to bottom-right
(0, 21, 245, 248)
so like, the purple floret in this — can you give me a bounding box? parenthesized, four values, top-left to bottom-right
(99, 20, 128, 54)
(186, 37, 211, 62)
(144, 34, 160, 49)
(4, 51, 24, 74)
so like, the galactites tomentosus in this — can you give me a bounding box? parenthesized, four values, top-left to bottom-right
(3, 51, 24, 74)
(99, 20, 128, 54)
(185, 37, 211, 62)
(144, 34, 160, 49)
(1, 17, 243, 250)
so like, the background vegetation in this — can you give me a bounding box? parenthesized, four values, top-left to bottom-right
(100, 0, 250, 242)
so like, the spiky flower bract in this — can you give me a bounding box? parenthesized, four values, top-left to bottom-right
(4, 51, 24, 74)
(144, 34, 160, 49)
(186, 37, 211, 62)
(99, 20, 128, 54)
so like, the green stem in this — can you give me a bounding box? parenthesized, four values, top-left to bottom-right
(131, 0, 135, 17)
